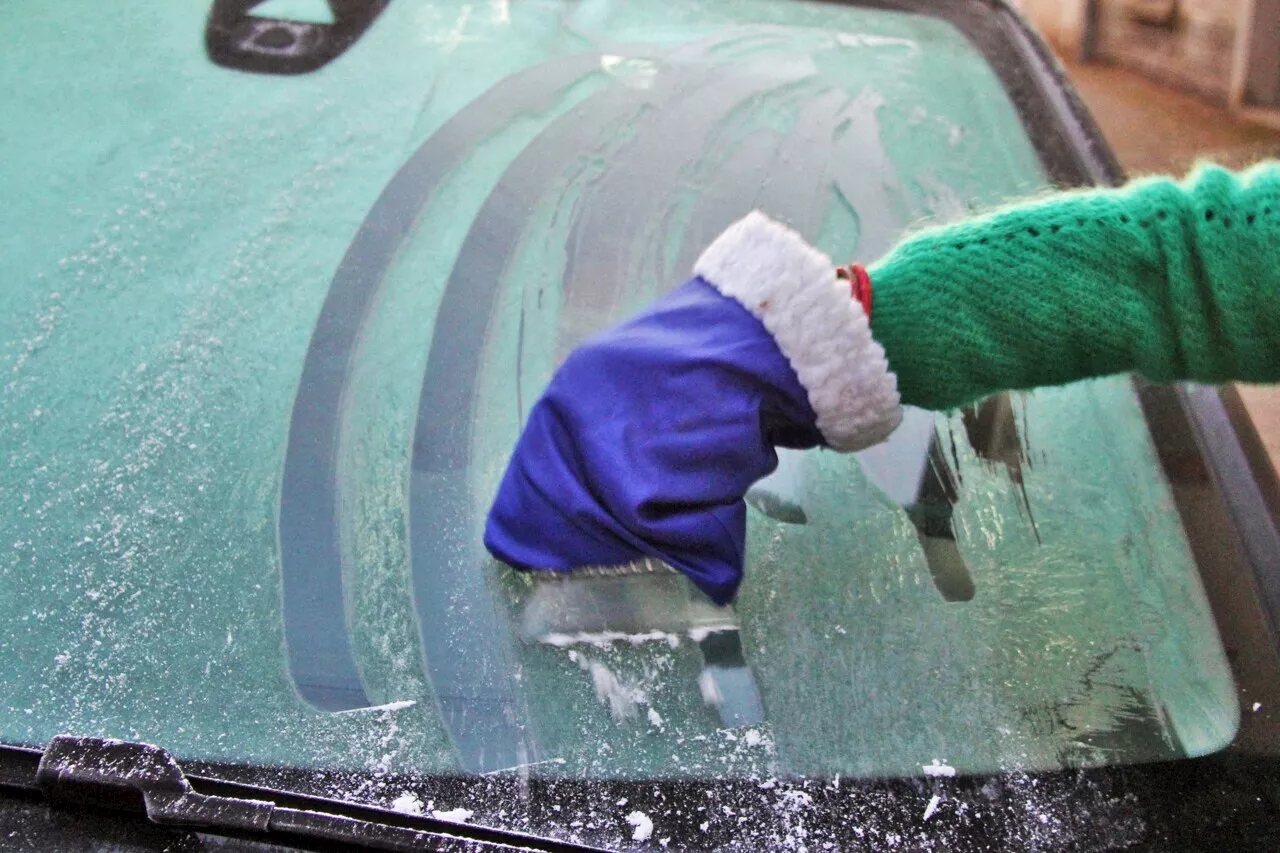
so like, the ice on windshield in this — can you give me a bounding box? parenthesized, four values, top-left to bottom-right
(0, 0, 1236, 808)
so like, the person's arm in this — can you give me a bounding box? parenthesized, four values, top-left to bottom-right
(486, 162, 1280, 604)
(871, 161, 1280, 410)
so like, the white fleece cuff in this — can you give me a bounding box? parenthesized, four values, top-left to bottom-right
(694, 211, 901, 452)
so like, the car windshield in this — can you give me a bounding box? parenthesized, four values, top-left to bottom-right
(0, 0, 1242, 841)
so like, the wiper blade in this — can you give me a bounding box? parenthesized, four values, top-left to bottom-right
(3, 736, 610, 853)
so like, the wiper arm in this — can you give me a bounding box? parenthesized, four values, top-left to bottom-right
(2, 736, 610, 853)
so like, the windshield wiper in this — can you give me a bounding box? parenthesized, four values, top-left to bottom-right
(0, 736, 610, 853)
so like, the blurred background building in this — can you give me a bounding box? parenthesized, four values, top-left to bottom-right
(1017, 0, 1279, 116)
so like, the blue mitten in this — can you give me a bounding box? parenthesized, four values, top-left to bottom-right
(484, 213, 901, 605)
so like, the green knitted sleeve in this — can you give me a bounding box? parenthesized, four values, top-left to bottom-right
(868, 162, 1280, 412)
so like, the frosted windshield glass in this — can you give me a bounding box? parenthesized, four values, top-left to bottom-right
(1, 0, 1234, 791)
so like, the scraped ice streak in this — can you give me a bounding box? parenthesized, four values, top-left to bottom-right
(281, 52, 603, 713)
(413, 142, 589, 767)
(541, 632, 681, 649)
(552, 50, 816, 359)
(336, 700, 416, 715)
